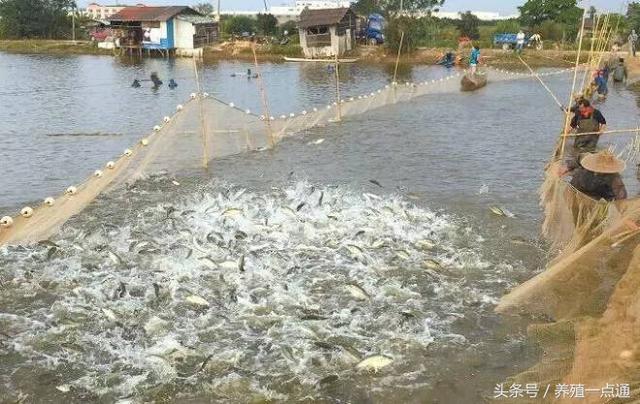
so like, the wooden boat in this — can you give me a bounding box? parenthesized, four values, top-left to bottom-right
(460, 73, 487, 91)
(284, 56, 359, 63)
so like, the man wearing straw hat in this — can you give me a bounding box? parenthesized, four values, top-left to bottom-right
(570, 151, 627, 201)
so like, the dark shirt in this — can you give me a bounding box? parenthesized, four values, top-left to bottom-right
(570, 109, 606, 129)
(570, 168, 627, 201)
(570, 109, 607, 152)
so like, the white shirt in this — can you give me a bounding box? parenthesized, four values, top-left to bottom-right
(516, 32, 525, 44)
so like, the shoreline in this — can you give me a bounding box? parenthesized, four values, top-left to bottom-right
(0, 39, 588, 69)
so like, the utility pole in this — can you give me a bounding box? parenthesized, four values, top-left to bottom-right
(216, 0, 220, 21)
(263, 0, 268, 13)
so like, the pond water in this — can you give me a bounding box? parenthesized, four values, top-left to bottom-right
(1, 52, 639, 403)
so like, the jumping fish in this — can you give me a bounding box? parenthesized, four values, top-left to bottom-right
(422, 259, 442, 270)
(222, 208, 243, 218)
(296, 202, 306, 212)
(318, 191, 324, 206)
(356, 355, 393, 372)
(369, 179, 383, 188)
(186, 295, 210, 307)
(415, 240, 436, 250)
(489, 206, 506, 216)
(317, 374, 339, 386)
(102, 308, 117, 322)
(56, 385, 71, 393)
(308, 138, 324, 145)
(345, 284, 370, 301)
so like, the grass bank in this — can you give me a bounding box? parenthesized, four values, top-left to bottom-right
(0, 39, 589, 69)
(0, 39, 112, 55)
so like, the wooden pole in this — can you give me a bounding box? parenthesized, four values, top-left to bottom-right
(334, 53, 342, 122)
(560, 10, 587, 157)
(251, 44, 274, 147)
(561, 127, 640, 138)
(192, 56, 209, 169)
(393, 31, 404, 84)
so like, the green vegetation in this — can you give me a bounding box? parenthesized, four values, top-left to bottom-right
(0, 39, 111, 55)
(256, 13, 278, 36)
(222, 15, 256, 35)
(0, 0, 76, 39)
(456, 11, 480, 40)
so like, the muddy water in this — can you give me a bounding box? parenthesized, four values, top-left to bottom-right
(1, 52, 639, 403)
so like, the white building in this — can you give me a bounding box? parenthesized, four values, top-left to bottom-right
(84, 2, 146, 20)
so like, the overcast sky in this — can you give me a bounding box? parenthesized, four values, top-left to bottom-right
(77, 0, 630, 15)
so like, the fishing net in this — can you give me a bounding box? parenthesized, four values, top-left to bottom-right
(0, 66, 578, 247)
(496, 157, 640, 402)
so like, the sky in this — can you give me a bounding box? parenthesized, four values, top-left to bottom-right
(77, 0, 630, 15)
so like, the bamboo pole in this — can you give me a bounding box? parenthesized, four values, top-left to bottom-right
(334, 53, 342, 122)
(251, 44, 274, 148)
(561, 127, 640, 138)
(560, 10, 587, 157)
(393, 31, 405, 84)
(192, 56, 209, 169)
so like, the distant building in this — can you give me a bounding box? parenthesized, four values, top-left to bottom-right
(108, 6, 218, 57)
(298, 7, 356, 58)
(84, 2, 146, 20)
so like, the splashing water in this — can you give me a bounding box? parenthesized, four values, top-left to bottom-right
(0, 179, 523, 402)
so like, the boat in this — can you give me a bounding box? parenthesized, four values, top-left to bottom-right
(460, 72, 487, 91)
(284, 56, 359, 63)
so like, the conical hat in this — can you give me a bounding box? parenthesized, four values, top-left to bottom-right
(581, 151, 626, 174)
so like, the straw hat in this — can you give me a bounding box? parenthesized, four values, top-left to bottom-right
(581, 151, 626, 174)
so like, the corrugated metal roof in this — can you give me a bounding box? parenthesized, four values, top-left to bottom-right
(108, 6, 197, 22)
(298, 7, 354, 29)
(176, 14, 217, 24)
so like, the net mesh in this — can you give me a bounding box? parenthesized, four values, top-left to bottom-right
(496, 158, 640, 401)
(0, 66, 578, 247)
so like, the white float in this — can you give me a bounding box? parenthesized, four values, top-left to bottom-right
(66, 186, 78, 195)
(0, 216, 13, 228)
(44, 197, 55, 207)
(21, 207, 33, 218)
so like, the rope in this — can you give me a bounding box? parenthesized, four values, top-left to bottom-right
(517, 55, 564, 110)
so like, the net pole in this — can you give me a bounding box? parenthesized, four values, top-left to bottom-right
(393, 31, 405, 85)
(192, 55, 209, 169)
(251, 44, 275, 147)
(334, 53, 342, 122)
(560, 10, 587, 158)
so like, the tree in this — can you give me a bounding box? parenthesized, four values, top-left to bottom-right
(0, 0, 76, 39)
(627, 2, 640, 33)
(588, 6, 596, 21)
(518, 0, 581, 28)
(494, 19, 520, 34)
(456, 11, 479, 39)
(222, 15, 256, 35)
(256, 13, 278, 36)
(385, 15, 422, 51)
(194, 2, 213, 15)
(353, 0, 444, 16)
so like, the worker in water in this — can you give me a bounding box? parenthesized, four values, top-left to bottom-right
(570, 151, 627, 201)
(595, 69, 608, 99)
(516, 30, 526, 53)
(469, 45, 480, 75)
(613, 58, 627, 82)
(570, 98, 607, 152)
